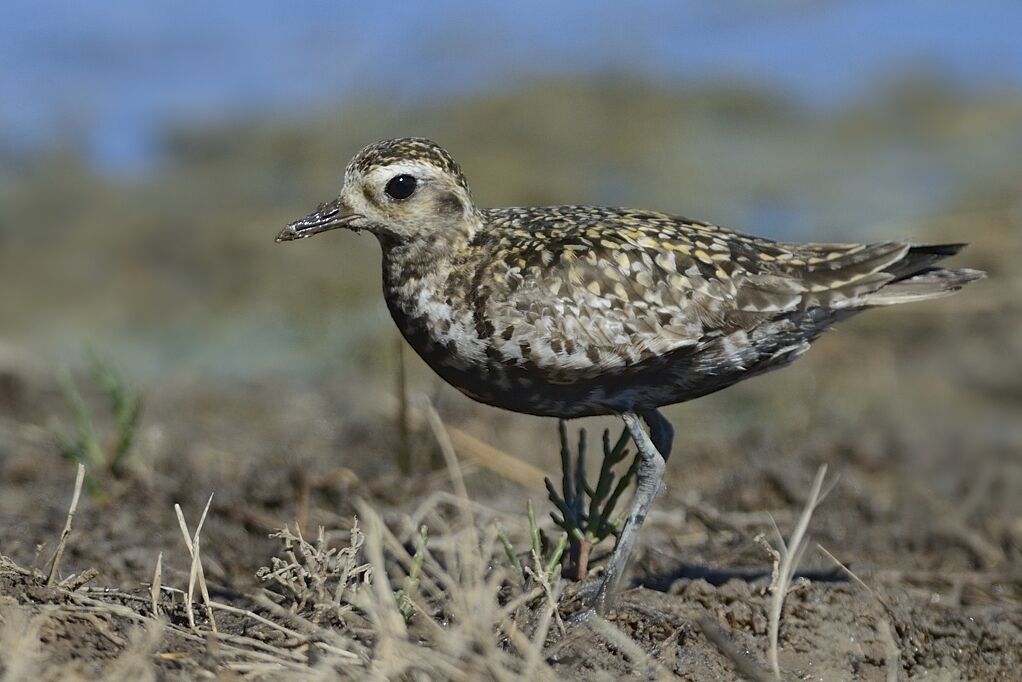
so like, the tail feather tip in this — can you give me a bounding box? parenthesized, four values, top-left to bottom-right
(865, 267, 985, 306)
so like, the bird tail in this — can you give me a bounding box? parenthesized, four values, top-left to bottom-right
(862, 244, 985, 306)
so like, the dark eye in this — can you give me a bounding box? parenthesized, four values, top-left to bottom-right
(385, 174, 417, 200)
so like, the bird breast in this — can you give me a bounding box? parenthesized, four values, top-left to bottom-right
(382, 257, 490, 372)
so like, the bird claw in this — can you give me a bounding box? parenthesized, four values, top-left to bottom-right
(562, 575, 612, 623)
(566, 606, 597, 625)
(572, 576, 603, 601)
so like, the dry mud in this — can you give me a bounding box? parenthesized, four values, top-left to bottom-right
(0, 357, 1019, 680)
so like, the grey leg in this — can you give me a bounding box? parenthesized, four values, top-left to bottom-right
(642, 408, 674, 461)
(593, 410, 668, 615)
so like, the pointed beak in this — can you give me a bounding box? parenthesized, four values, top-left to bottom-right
(275, 198, 361, 243)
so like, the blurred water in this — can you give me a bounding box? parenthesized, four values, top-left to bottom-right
(3, 1, 1022, 171)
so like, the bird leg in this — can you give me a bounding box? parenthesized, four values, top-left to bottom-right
(642, 408, 674, 462)
(592, 409, 669, 615)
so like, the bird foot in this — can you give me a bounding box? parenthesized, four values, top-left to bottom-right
(566, 607, 597, 625)
(562, 574, 612, 624)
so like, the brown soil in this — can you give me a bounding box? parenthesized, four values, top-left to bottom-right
(1, 332, 1020, 680)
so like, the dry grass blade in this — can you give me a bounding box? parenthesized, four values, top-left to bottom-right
(0, 609, 48, 681)
(521, 579, 563, 679)
(907, 478, 1004, 569)
(764, 464, 830, 680)
(210, 598, 359, 661)
(104, 621, 166, 682)
(424, 400, 483, 569)
(251, 592, 369, 663)
(816, 543, 898, 620)
(446, 424, 548, 492)
(174, 493, 217, 632)
(355, 488, 565, 682)
(46, 463, 85, 586)
(816, 543, 904, 682)
(59, 566, 98, 591)
(396, 337, 413, 475)
(424, 400, 470, 503)
(59, 587, 322, 671)
(150, 552, 162, 617)
(587, 615, 669, 680)
(173, 504, 196, 629)
(406, 490, 519, 536)
(355, 500, 408, 674)
(696, 615, 772, 682)
(188, 536, 203, 629)
(875, 617, 902, 682)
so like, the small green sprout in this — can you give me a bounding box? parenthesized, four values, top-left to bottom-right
(545, 420, 639, 580)
(496, 500, 568, 589)
(396, 525, 429, 620)
(51, 352, 143, 494)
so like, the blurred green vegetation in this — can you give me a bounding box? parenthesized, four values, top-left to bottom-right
(0, 76, 1019, 586)
(0, 75, 1019, 397)
(51, 352, 143, 500)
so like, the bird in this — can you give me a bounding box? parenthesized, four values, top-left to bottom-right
(276, 137, 984, 615)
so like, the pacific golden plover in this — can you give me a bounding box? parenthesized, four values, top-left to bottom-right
(276, 137, 983, 614)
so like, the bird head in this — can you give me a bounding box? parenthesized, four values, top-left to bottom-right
(275, 137, 477, 245)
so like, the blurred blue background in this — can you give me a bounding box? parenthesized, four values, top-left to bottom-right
(5, 1, 1022, 171)
(0, 1, 1018, 398)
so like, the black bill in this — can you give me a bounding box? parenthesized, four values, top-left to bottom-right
(275, 198, 360, 242)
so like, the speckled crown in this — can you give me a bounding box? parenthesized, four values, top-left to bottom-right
(347, 137, 469, 191)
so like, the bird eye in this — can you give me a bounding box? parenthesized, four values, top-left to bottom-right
(384, 174, 417, 200)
